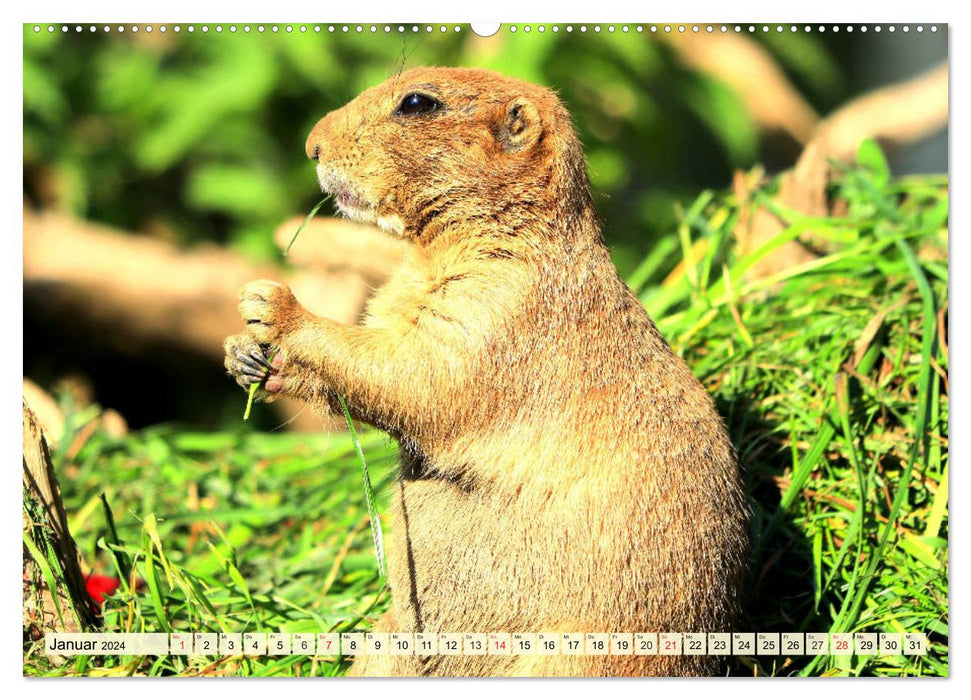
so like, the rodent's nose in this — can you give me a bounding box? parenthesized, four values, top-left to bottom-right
(305, 117, 328, 161)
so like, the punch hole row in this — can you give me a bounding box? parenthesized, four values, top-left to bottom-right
(31, 24, 941, 35)
(512, 25, 939, 34)
(30, 24, 464, 34)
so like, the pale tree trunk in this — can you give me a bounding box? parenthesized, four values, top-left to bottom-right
(23, 399, 100, 653)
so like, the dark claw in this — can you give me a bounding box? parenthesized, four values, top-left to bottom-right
(234, 348, 269, 373)
(239, 365, 266, 382)
(248, 349, 274, 370)
(225, 336, 279, 394)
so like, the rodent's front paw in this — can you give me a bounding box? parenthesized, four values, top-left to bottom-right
(223, 333, 286, 398)
(238, 279, 302, 346)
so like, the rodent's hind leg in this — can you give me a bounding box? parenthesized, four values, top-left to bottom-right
(346, 652, 423, 678)
(506, 654, 597, 677)
(507, 654, 713, 677)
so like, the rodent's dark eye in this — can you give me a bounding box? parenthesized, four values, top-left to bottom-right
(396, 92, 442, 117)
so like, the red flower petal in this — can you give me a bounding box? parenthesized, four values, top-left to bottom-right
(84, 573, 121, 605)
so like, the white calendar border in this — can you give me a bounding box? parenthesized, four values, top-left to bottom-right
(7, 0, 960, 23)
(7, 1, 958, 697)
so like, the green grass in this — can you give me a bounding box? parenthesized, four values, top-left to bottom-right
(647, 145, 948, 677)
(23, 144, 947, 677)
(25, 420, 399, 677)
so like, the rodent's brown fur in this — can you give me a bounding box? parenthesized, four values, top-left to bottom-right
(224, 66, 750, 677)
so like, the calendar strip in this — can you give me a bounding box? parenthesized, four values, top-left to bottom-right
(44, 632, 928, 657)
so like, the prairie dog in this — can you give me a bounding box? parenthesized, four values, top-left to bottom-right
(224, 66, 749, 677)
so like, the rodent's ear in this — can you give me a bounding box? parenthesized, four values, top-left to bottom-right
(497, 98, 542, 153)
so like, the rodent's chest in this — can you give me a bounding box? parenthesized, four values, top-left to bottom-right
(364, 276, 430, 329)
(361, 252, 438, 325)
(363, 255, 515, 344)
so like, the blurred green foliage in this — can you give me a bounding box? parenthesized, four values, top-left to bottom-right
(24, 23, 855, 274)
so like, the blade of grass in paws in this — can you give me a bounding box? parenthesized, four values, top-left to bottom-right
(284, 196, 330, 257)
(243, 350, 278, 421)
(244, 195, 326, 417)
(243, 382, 260, 421)
(338, 394, 386, 580)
